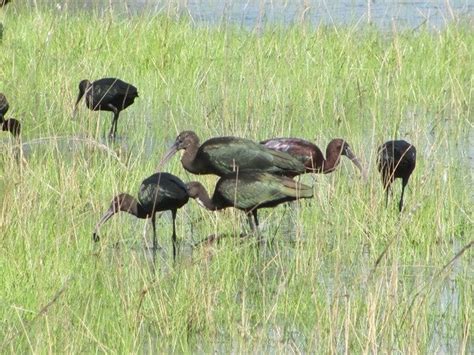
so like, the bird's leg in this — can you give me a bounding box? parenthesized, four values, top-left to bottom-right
(151, 214, 157, 253)
(399, 178, 408, 212)
(383, 174, 391, 208)
(171, 209, 178, 262)
(252, 210, 259, 229)
(247, 210, 262, 244)
(107, 104, 119, 140)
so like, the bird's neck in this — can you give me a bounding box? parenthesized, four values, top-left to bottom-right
(322, 145, 341, 173)
(195, 187, 221, 211)
(181, 144, 202, 173)
(121, 197, 149, 219)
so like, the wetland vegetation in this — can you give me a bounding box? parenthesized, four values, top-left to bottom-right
(0, 2, 472, 353)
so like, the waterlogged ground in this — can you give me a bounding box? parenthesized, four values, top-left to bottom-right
(34, 0, 474, 30)
(1, 3, 473, 353)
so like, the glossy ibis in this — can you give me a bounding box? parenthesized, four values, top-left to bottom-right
(261, 137, 366, 178)
(0, 93, 9, 120)
(1, 118, 21, 138)
(93, 172, 189, 260)
(377, 140, 416, 212)
(159, 131, 306, 177)
(186, 172, 313, 232)
(73, 78, 138, 139)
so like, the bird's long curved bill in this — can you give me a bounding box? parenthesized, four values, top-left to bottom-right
(345, 147, 367, 181)
(72, 92, 84, 119)
(156, 143, 178, 172)
(92, 207, 115, 241)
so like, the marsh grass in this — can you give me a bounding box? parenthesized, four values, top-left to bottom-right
(0, 3, 472, 353)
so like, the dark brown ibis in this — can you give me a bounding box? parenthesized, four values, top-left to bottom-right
(0, 93, 9, 120)
(261, 137, 366, 178)
(1, 118, 21, 138)
(73, 78, 138, 139)
(159, 131, 306, 177)
(93, 172, 189, 260)
(377, 140, 416, 212)
(186, 172, 313, 232)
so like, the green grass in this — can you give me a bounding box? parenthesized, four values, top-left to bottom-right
(1, 4, 472, 353)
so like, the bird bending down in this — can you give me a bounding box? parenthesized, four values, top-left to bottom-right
(186, 172, 313, 233)
(377, 140, 416, 212)
(93, 172, 189, 261)
(73, 78, 138, 140)
(261, 137, 366, 178)
(158, 131, 306, 177)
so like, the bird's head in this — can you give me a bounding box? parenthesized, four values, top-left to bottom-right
(78, 79, 92, 95)
(157, 131, 200, 171)
(329, 139, 367, 180)
(174, 131, 199, 150)
(185, 181, 205, 199)
(92, 193, 136, 242)
(73, 79, 92, 118)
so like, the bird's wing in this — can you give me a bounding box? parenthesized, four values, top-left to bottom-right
(138, 173, 188, 211)
(261, 138, 320, 165)
(203, 138, 304, 174)
(92, 78, 138, 103)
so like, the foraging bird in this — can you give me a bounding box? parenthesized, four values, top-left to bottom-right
(73, 78, 138, 139)
(0, 93, 9, 120)
(377, 140, 416, 212)
(261, 137, 366, 178)
(159, 131, 306, 177)
(186, 172, 313, 232)
(1, 118, 21, 138)
(93, 172, 189, 260)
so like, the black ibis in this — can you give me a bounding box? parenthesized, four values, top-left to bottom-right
(261, 137, 366, 178)
(159, 131, 306, 177)
(1, 118, 21, 138)
(0, 93, 9, 120)
(377, 140, 416, 212)
(186, 172, 313, 232)
(93, 172, 189, 260)
(73, 78, 138, 139)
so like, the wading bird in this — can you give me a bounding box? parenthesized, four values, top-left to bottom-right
(93, 172, 189, 261)
(186, 172, 313, 233)
(261, 137, 366, 178)
(159, 131, 305, 177)
(73, 78, 138, 139)
(377, 140, 416, 212)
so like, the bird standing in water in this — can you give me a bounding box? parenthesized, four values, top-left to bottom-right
(377, 140, 416, 212)
(186, 172, 313, 233)
(93, 172, 189, 261)
(73, 78, 138, 140)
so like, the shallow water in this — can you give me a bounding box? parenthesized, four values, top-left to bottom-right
(40, 0, 474, 30)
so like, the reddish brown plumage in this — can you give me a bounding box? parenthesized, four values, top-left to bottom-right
(261, 137, 366, 177)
